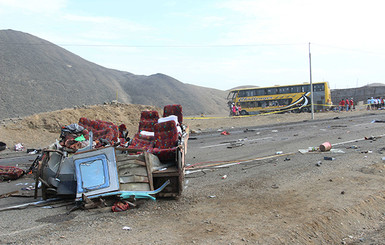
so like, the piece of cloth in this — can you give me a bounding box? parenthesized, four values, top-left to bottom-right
(140, 131, 155, 137)
(158, 115, 178, 125)
(111, 200, 130, 212)
(60, 123, 85, 138)
(14, 143, 24, 151)
(75, 135, 86, 142)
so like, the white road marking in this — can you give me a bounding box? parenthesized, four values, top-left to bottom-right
(200, 137, 273, 149)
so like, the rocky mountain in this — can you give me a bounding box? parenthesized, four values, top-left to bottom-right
(0, 30, 227, 119)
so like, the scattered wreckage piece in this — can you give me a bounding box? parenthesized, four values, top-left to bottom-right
(0, 197, 66, 212)
(227, 140, 245, 148)
(0, 165, 24, 181)
(0, 190, 19, 198)
(0, 141, 6, 151)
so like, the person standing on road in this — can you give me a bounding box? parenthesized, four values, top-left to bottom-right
(341, 99, 346, 112)
(345, 98, 349, 111)
(367, 98, 371, 110)
(232, 104, 236, 116)
(350, 98, 354, 111)
(371, 97, 376, 110)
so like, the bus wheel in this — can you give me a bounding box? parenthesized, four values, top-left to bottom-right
(240, 110, 248, 115)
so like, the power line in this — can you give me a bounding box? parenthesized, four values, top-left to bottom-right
(312, 43, 385, 56)
(0, 41, 306, 48)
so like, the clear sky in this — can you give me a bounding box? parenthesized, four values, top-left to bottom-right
(1, 0, 385, 90)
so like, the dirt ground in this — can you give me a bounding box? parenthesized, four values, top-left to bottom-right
(1, 104, 385, 244)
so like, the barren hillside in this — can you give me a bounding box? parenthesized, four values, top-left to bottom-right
(0, 29, 227, 119)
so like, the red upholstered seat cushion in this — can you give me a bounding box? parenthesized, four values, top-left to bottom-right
(163, 104, 183, 124)
(128, 133, 154, 150)
(138, 121, 157, 132)
(151, 120, 179, 162)
(138, 111, 159, 132)
(140, 111, 159, 121)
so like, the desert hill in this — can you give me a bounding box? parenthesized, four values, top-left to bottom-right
(0, 29, 227, 120)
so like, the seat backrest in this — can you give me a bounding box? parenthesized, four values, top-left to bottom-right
(154, 120, 178, 149)
(140, 111, 159, 122)
(163, 105, 183, 124)
(138, 111, 159, 132)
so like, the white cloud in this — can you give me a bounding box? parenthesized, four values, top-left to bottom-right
(198, 16, 226, 28)
(63, 14, 111, 24)
(218, 0, 385, 50)
(0, 0, 66, 13)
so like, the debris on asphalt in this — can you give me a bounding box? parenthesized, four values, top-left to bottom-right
(347, 145, 358, 149)
(316, 161, 322, 167)
(364, 136, 377, 141)
(371, 119, 385, 123)
(0, 166, 25, 181)
(319, 142, 332, 152)
(330, 149, 345, 154)
(221, 131, 230, 135)
(14, 143, 24, 151)
(361, 150, 373, 154)
(0, 198, 64, 212)
(112, 200, 134, 212)
(0, 190, 19, 198)
(222, 175, 227, 179)
(298, 149, 308, 154)
(308, 146, 318, 152)
(227, 140, 244, 148)
(243, 128, 256, 133)
(27, 149, 41, 154)
(271, 184, 279, 189)
(324, 157, 336, 161)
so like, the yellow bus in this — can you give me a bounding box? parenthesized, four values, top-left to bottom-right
(227, 82, 331, 115)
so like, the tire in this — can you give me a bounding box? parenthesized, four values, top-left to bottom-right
(240, 110, 248, 115)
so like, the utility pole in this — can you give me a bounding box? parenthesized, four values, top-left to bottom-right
(309, 42, 314, 120)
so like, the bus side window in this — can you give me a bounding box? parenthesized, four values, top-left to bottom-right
(279, 87, 289, 94)
(302, 85, 310, 92)
(267, 88, 277, 95)
(290, 86, 299, 93)
(256, 89, 264, 96)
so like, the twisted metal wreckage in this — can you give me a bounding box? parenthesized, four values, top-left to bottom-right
(28, 104, 189, 211)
